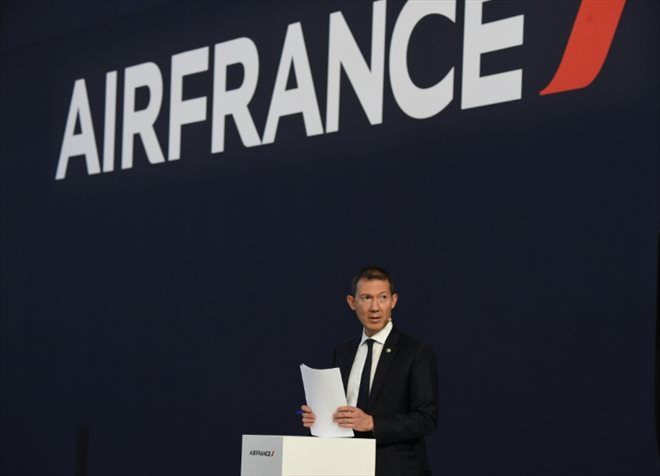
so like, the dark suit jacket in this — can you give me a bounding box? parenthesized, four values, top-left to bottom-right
(334, 326, 439, 476)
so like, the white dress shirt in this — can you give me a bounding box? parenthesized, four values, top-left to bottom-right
(346, 320, 394, 407)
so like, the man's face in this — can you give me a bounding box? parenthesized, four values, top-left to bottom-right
(347, 278, 398, 337)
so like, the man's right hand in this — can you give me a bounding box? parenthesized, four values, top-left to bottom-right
(301, 404, 315, 428)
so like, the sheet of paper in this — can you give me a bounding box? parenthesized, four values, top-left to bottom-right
(300, 364, 354, 438)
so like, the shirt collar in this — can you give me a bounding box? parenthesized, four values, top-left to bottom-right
(361, 320, 393, 346)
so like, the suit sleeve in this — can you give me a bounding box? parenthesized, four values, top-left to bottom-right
(371, 342, 439, 443)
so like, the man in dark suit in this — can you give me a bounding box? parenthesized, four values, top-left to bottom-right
(301, 266, 439, 476)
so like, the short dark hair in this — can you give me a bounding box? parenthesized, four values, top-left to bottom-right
(351, 266, 394, 296)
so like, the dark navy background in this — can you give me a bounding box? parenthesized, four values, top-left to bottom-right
(1, 1, 658, 475)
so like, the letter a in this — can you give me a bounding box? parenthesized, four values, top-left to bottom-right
(55, 79, 101, 180)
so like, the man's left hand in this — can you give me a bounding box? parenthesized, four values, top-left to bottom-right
(333, 406, 374, 432)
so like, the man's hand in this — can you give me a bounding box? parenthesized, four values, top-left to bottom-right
(333, 406, 374, 432)
(301, 404, 315, 428)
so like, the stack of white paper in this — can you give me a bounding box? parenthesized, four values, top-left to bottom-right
(300, 364, 354, 438)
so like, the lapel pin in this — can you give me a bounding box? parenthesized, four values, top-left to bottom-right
(385, 348, 391, 353)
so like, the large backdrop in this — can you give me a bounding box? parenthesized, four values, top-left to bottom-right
(1, 1, 658, 475)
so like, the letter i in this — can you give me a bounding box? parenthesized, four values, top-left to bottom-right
(102, 71, 118, 172)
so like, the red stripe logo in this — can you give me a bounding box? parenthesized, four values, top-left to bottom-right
(540, 0, 627, 95)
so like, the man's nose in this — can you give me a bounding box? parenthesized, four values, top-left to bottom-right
(369, 299, 379, 311)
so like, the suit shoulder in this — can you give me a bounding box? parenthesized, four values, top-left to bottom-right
(393, 327, 434, 353)
(335, 336, 359, 351)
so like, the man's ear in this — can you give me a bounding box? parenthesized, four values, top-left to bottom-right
(346, 295, 356, 310)
(391, 293, 398, 309)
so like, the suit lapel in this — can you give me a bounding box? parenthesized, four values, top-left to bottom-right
(368, 327, 400, 405)
(336, 338, 360, 392)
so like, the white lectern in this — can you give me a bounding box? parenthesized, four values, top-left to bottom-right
(241, 435, 375, 476)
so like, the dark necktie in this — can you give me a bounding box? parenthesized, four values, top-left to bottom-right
(356, 339, 375, 411)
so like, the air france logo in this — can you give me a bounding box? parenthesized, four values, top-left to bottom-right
(55, 0, 626, 181)
(249, 450, 276, 457)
